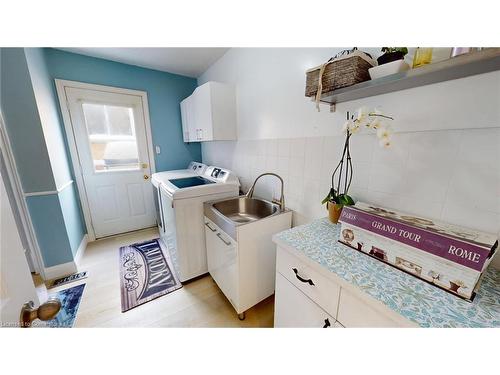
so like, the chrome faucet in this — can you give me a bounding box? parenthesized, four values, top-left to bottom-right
(246, 172, 285, 211)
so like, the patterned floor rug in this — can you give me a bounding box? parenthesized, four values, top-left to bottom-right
(49, 271, 88, 289)
(47, 283, 86, 328)
(119, 238, 182, 312)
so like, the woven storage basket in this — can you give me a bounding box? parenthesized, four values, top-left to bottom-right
(305, 51, 375, 97)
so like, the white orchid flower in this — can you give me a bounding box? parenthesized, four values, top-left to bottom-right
(356, 106, 370, 124)
(376, 125, 393, 139)
(369, 117, 382, 129)
(379, 137, 391, 148)
(350, 122, 360, 134)
(341, 107, 394, 146)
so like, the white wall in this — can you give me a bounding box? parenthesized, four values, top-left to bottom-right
(199, 48, 499, 139)
(199, 48, 500, 266)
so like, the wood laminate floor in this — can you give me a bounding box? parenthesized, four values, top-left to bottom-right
(36, 228, 274, 328)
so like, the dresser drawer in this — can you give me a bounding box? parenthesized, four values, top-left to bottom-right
(276, 246, 340, 317)
(274, 273, 336, 328)
(337, 288, 402, 328)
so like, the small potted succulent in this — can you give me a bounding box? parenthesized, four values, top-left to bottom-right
(377, 47, 409, 65)
(369, 47, 410, 80)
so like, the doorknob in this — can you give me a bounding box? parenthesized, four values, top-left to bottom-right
(20, 298, 62, 328)
(144, 175, 149, 180)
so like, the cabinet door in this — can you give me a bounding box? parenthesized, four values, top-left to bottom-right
(205, 219, 239, 310)
(209, 82, 237, 141)
(183, 95, 199, 142)
(180, 97, 190, 142)
(274, 273, 335, 328)
(192, 84, 213, 141)
(337, 288, 403, 328)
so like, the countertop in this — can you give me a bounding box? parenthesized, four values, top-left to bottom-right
(273, 218, 500, 328)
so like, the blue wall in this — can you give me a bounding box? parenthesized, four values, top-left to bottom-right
(44, 48, 202, 171)
(24, 48, 87, 260)
(25, 194, 75, 267)
(59, 184, 86, 258)
(1, 47, 201, 269)
(0, 48, 56, 192)
(1, 48, 81, 268)
(25, 48, 75, 189)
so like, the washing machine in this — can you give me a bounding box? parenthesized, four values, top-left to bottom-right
(152, 163, 239, 282)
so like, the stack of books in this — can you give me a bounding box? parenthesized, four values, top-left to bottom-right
(338, 202, 498, 301)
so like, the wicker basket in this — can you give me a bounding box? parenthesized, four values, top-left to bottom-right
(305, 51, 375, 97)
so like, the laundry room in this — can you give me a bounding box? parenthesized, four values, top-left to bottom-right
(0, 2, 499, 374)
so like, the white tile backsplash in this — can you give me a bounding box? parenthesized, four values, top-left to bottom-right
(202, 128, 500, 240)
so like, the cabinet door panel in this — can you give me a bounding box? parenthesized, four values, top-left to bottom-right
(193, 84, 213, 141)
(337, 288, 402, 328)
(205, 218, 239, 310)
(274, 273, 335, 328)
(180, 95, 198, 142)
(276, 247, 340, 317)
(180, 98, 190, 142)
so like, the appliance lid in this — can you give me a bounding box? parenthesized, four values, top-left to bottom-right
(168, 176, 215, 189)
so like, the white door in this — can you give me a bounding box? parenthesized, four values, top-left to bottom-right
(0, 169, 40, 326)
(64, 86, 156, 238)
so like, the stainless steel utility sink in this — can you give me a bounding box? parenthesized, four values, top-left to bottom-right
(213, 197, 278, 223)
(204, 196, 284, 240)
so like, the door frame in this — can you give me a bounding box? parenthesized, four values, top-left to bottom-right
(55, 79, 156, 241)
(0, 111, 46, 278)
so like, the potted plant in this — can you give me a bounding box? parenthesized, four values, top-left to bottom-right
(369, 48, 410, 80)
(322, 107, 395, 224)
(377, 47, 409, 65)
(322, 188, 355, 224)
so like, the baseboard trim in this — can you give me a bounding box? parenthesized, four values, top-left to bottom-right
(44, 260, 78, 280)
(74, 234, 88, 268)
(42, 235, 88, 280)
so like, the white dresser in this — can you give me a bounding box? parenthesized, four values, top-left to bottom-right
(272, 218, 500, 328)
(274, 244, 416, 328)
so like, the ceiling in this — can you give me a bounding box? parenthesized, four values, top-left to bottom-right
(56, 48, 229, 78)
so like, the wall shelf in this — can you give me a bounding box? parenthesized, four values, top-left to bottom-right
(317, 48, 500, 108)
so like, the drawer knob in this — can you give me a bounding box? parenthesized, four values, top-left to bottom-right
(292, 268, 315, 286)
(323, 318, 331, 328)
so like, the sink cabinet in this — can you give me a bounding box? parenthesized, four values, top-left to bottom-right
(204, 211, 292, 315)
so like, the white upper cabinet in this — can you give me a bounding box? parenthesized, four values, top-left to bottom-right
(180, 95, 193, 142)
(180, 81, 237, 142)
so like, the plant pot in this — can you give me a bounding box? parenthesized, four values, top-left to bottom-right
(369, 59, 410, 80)
(327, 202, 343, 224)
(377, 51, 405, 65)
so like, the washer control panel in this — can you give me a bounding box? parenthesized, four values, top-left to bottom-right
(204, 166, 239, 185)
(187, 162, 207, 174)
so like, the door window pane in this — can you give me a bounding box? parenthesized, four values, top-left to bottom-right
(82, 103, 140, 172)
